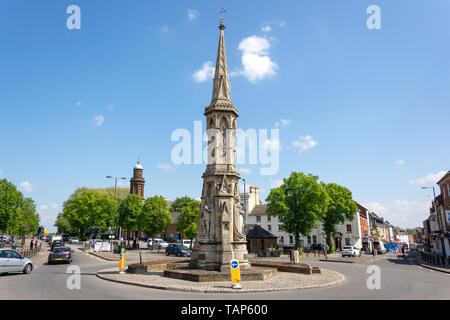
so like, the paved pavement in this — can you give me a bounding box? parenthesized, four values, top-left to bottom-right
(0, 245, 449, 299)
(97, 267, 345, 293)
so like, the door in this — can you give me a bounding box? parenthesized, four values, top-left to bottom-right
(0, 250, 11, 272)
(8, 250, 24, 272)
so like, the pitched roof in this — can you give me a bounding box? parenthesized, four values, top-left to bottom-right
(246, 224, 277, 239)
(248, 204, 268, 216)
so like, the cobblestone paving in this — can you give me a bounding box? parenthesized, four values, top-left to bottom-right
(97, 268, 345, 293)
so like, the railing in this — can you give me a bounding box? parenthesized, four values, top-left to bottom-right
(421, 251, 450, 268)
(17, 244, 42, 258)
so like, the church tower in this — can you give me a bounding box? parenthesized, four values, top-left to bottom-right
(191, 18, 249, 271)
(130, 159, 145, 199)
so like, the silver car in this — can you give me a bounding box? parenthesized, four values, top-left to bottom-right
(0, 249, 34, 275)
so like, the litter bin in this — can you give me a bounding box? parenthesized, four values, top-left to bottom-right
(114, 244, 125, 254)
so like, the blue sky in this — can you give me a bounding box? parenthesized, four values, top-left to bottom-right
(1, 0, 449, 231)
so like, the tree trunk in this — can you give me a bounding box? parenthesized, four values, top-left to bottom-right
(295, 232, 301, 250)
(326, 233, 335, 253)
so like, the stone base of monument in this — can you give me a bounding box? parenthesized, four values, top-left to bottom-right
(163, 266, 277, 282)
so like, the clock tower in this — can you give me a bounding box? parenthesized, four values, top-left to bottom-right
(130, 159, 145, 200)
(190, 19, 249, 271)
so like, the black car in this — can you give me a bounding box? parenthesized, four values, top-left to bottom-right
(165, 244, 191, 257)
(51, 239, 64, 250)
(48, 246, 73, 264)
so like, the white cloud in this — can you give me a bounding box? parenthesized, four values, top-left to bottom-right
(275, 118, 291, 128)
(270, 179, 283, 188)
(0, 170, 2, 176)
(240, 168, 252, 175)
(365, 202, 388, 215)
(39, 205, 49, 211)
(187, 9, 199, 21)
(106, 105, 114, 111)
(75, 101, 82, 107)
(159, 25, 173, 35)
(158, 163, 174, 171)
(396, 159, 405, 165)
(409, 171, 446, 186)
(364, 200, 429, 228)
(292, 135, 317, 153)
(94, 115, 104, 126)
(261, 26, 271, 32)
(193, 61, 215, 82)
(19, 181, 35, 193)
(279, 21, 286, 27)
(50, 203, 58, 210)
(237, 36, 277, 83)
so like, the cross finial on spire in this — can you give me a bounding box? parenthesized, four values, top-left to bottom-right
(219, 8, 226, 28)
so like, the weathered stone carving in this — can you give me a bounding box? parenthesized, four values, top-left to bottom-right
(233, 200, 246, 241)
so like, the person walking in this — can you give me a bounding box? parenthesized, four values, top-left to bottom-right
(30, 238, 34, 250)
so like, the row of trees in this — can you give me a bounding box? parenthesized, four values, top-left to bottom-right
(266, 171, 358, 253)
(0, 179, 40, 246)
(57, 188, 201, 246)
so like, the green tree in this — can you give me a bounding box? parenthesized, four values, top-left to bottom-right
(54, 212, 72, 234)
(321, 183, 358, 253)
(170, 196, 195, 213)
(266, 172, 329, 251)
(0, 179, 24, 246)
(174, 197, 200, 249)
(118, 194, 143, 246)
(63, 190, 114, 237)
(138, 196, 172, 250)
(11, 197, 39, 238)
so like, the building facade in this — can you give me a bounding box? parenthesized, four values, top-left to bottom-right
(437, 170, 450, 257)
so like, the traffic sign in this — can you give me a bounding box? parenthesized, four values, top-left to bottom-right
(230, 259, 242, 289)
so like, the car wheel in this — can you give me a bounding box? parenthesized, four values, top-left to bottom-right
(177, 252, 181, 257)
(23, 264, 32, 274)
(165, 251, 169, 256)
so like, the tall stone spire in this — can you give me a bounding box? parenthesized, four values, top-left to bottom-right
(210, 19, 232, 106)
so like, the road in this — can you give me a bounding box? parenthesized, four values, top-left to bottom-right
(0, 245, 449, 300)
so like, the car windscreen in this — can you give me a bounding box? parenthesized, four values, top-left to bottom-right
(343, 247, 353, 250)
(53, 247, 70, 253)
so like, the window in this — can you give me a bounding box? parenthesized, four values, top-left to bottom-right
(267, 216, 271, 222)
(256, 216, 261, 223)
(278, 225, 283, 231)
(313, 235, 317, 244)
(279, 236, 284, 243)
(345, 238, 351, 246)
(346, 224, 352, 233)
(268, 225, 272, 231)
(289, 236, 294, 244)
(307, 236, 312, 244)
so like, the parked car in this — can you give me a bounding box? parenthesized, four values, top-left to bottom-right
(165, 244, 191, 257)
(342, 246, 361, 257)
(373, 241, 387, 254)
(182, 239, 193, 248)
(147, 238, 168, 249)
(0, 235, 11, 245)
(69, 237, 79, 244)
(0, 248, 34, 274)
(62, 234, 69, 242)
(48, 246, 73, 265)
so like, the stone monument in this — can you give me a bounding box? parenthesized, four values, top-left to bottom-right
(190, 18, 250, 272)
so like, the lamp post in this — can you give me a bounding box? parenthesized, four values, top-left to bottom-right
(422, 186, 446, 257)
(106, 176, 127, 245)
(242, 178, 246, 226)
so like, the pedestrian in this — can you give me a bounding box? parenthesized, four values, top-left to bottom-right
(35, 239, 38, 248)
(30, 239, 34, 250)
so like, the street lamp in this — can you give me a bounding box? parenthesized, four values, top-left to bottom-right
(421, 186, 446, 256)
(106, 176, 127, 243)
(242, 178, 246, 226)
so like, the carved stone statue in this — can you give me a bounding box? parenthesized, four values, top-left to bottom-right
(233, 200, 246, 241)
(200, 201, 214, 239)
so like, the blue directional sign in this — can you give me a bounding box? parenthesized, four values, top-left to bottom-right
(231, 260, 239, 269)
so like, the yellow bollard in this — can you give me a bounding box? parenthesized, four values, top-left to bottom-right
(119, 247, 126, 273)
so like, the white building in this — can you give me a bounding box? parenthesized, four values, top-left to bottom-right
(242, 186, 363, 251)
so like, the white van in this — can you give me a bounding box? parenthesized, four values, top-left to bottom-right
(373, 240, 386, 254)
(182, 239, 193, 248)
